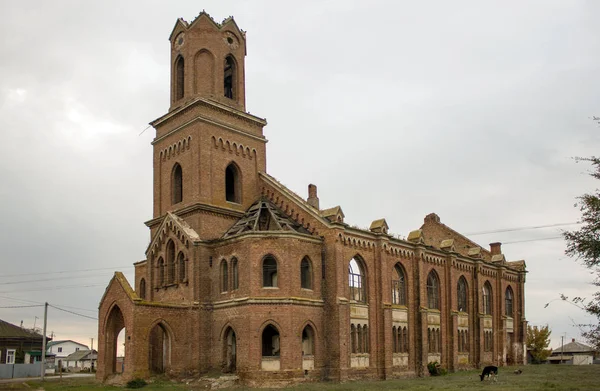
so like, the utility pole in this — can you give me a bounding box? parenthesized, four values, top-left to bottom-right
(41, 302, 48, 380)
(561, 335, 564, 364)
(91, 337, 94, 351)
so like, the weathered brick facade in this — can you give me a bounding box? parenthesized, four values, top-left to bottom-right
(97, 12, 527, 386)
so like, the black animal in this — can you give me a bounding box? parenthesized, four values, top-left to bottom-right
(479, 365, 498, 381)
(514, 369, 523, 375)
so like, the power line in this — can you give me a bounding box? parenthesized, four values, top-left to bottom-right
(0, 295, 97, 313)
(1, 273, 116, 286)
(503, 236, 563, 245)
(0, 283, 106, 294)
(0, 305, 44, 309)
(0, 265, 133, 279)
(465, 222, 580, 236)
(48, 304, 98, 321)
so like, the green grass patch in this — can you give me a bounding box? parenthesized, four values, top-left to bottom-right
(8, 365, 600, 391)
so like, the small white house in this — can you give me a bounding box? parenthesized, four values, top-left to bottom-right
(46, 340, 89, 363)
(549, 338, 597, 365)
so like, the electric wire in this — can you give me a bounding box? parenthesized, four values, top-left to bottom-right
(464, 222, 580, 236)
(48, 304, 98, 321)
(0, 265, 133, 279)
(0, 304, 44, 309)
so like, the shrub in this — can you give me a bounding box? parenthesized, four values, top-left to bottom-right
(126, 378, 148, 389)
(427, 361, 446, 376)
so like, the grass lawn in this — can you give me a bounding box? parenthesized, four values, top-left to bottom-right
(2, 365, 599, 391)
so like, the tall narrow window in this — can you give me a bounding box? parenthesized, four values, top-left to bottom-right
(350, 324, 357, 353)
(167, 241, 175, 284)
(392, 264, 407, 305)
(349, 257, 366, 303)
(300, 257, 312, 289)
(139, 278, 146, 299)
(505, 286, 514, 316)
(457, 276, 468, 313)
(178, 252, 186, 282)
(231, 257, 239, 290)
(302, 325, 315, 356)
(224, 56, 235, 99)
(427, 271, 440, 309)
(261, 325, 280, 356)
(158, 257, 165, 286)
(221, 260, 228, 292)
(483, 282, 492, 315)
(172, 163, 183, 204)
(175, 56, 184, 100)
(225, 163, 240, 203)
(263, 256, 278, 287)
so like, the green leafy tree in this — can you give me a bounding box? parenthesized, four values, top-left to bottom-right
(563, 155, 600, 350)
(526, 325, 552, 364)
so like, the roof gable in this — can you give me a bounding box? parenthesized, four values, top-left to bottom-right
(147, 212, 200, 257)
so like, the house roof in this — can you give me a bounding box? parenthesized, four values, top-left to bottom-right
(0, 319, 45, 339)
(223, 198, 311, 238)
(47, 340, 88, 348)
(552, 340, 595, 354)
(64, 349, 97, 361)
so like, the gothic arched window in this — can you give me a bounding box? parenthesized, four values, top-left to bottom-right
(172, 163, 183, 205)
(221, 259, 228, 292)
(263, 256, 278, 287)
(224, 55, 236, 99)
(225, 163, 241, 203)
(261, 325, 280, 356)
(505, 286, 514, 316)
(392, 263, 407, 305)
(175, 56, 184, 100)
(457, 276, 468, 313)
(167, 240, 175, 284)
(349, 257, 366, 303)
(300, 257, 312, 289)
(139, 278, 146, 299)
(483, 282, 492, 315)
(427, 271, 440, 310)
(157, 257, 165, 287)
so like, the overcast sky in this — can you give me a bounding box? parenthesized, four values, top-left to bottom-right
(1, 0, 599, 352)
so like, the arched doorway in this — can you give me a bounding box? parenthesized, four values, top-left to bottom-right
(149, 323, 171, 374)
(104, 305, 125, 376)
(223, 327, 237, 373)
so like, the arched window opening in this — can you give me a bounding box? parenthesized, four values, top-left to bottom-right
(178, 252, 185, 282)
(223, 327, 237, 373)
(104, 305, 125, 376)
(357, 325, 363, 353)
(158, 257, 165, 287)
(300, 257, 312, 289)
(139, 278, 146, 299)
(457, 277, 468, 313)
(350, 324, 357, 353)
(392, 264, 407, 305)
(262, 256, 278, 287)
(261, 325, 280, 357)
(302, 325, 315, 356)
(426, 271, 440, 310)
(483, 282, 492, 315)
(172, 163, 183, 205)
(225, 163, 241, 203)
(224, 56, 235, 99)
(149, 323, 170, 374)
(175, 56, 184, 100)
(231, 258, 239, 290)
(167, 241, 175, 284)
(505, 286, 514, 316)
(349, 257, 366, 303)
(402, 327, 408, 353)
(221, 260, 228, 292)
(392, 326, 398, 353)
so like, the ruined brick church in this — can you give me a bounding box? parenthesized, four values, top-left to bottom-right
(97, 12, 527, 385)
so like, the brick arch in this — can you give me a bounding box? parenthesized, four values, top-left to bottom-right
(194, 48, 215, 94)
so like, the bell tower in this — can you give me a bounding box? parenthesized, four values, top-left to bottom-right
(147, 12, 268, 239)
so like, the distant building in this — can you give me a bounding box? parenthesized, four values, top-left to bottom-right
(0, 319, 50, 364)
(47, 340, 89, 363)
(548, 339, 597, 365)
(64, 349, 97, 370)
